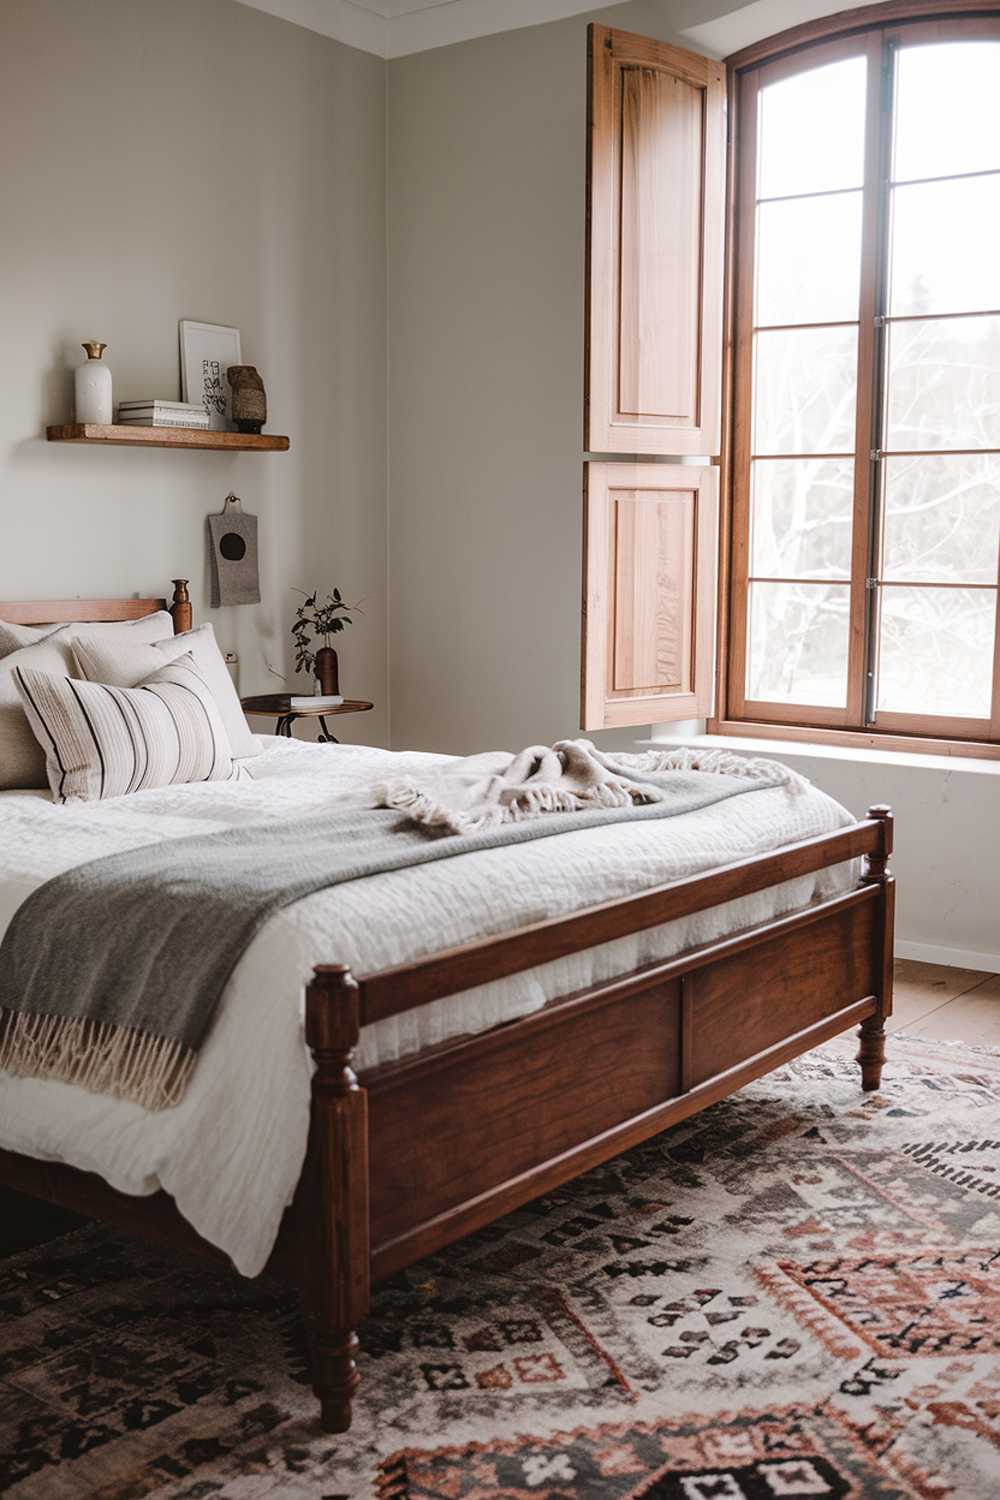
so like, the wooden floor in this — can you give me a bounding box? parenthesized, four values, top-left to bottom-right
(1, 960, 997, 1262)
(891, 957, 1000, 1045)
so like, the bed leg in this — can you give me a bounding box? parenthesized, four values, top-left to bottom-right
(857, 1015, 887, 1092)
(859, 805, 894, 1092)
(298, 964, 370, 1433)
(305, 1321, 361, 1434)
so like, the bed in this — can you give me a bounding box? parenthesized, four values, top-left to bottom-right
(0, 588, 895, 1433)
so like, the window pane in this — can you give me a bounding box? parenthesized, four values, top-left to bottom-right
(756, 192, 863, 325)
(890, 176, 1000, 317)
(883, 454, 1000, 585)
(885, 314, 1000, 451)
(877, 585, 996, 718)
(747, 581, 850, 706)
(754, 326, 858, 455)
(893, 42, 1000, 182)
(758, 56, 867, 200)
(751, 459, 854, 578)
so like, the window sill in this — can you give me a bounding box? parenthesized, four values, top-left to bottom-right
(648, 724, 1000, 775)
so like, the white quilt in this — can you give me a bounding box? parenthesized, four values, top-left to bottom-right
(0, 738, 856, 1276)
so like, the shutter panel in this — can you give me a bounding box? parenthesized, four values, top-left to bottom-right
(582, 463, 718, 730)
(582, 24, 726, 731)
(586, 24, 725, 456)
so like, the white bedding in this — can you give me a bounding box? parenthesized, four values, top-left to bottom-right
(0, 737, 856, 1276)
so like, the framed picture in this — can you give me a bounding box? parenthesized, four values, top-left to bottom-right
(179, 321, 242, 430)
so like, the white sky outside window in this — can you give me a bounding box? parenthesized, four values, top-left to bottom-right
(747, 56, 865, 709)
(878, 41, 1000, 721)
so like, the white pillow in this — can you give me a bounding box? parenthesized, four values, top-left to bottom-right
(14, 655, 241, 803)
(0, 634, 78, 789)
(71, 622, 259, 759)
(0, 610, 174, 659)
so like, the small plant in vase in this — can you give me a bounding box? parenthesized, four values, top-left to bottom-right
(292, 588, 354, 697)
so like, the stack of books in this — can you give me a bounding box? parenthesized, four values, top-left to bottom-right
(117, 400, 209, 429)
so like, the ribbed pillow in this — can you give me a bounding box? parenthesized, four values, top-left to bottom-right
(13, 655, 241, 803)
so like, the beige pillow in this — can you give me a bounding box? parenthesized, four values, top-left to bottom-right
(0, 634, 78, 788)
(0, 610, 174, 659)
(0, 620, 62, 655)
(14, 655, 240, 803)
(72, 622, 259, 760)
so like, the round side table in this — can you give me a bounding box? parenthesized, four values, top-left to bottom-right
(241, 695, 374, 744)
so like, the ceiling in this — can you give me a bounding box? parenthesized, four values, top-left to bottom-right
(349, 0, 469, 16)
(233, 0, 635, 59)
(233, 0, 876, 61)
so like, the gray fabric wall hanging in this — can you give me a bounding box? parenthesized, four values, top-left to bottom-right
(208, 494, 260, 607)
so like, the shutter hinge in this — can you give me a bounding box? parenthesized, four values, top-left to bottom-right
(866, 577, 881, 591)
(870, 449, 884, 462)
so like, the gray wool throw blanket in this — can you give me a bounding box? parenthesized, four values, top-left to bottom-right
(0, 743, 803, 1111)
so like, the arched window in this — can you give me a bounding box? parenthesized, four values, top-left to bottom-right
(725, 11, 1000, 743)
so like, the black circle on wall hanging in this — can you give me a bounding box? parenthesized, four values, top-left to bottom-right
(220, 532, 247, 561)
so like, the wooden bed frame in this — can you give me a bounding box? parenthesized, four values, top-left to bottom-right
(0, 587, 895, 1433)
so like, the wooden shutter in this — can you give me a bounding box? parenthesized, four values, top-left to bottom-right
(582, 463, 718, 730)
(582, 24, 726, 731)
(585, 24, 725, 457)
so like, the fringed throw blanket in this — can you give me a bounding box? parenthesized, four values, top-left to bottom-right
(375, 740, 806, 835)
(0, 744, 804, 1111)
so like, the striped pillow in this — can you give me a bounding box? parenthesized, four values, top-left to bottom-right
(13, 655, 241, 803)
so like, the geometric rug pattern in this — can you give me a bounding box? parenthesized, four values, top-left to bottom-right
(1, 1033, 997, 1498)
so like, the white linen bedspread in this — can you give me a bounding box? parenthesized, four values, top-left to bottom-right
(0, 737, 856, 1276)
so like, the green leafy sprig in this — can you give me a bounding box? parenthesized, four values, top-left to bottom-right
(291, 588, 354, 676)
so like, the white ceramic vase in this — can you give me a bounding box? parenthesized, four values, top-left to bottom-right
(75, 341, 112, 423)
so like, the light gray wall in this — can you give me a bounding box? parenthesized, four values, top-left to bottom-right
(0, 0, 387, 743)
(387, 1, 714, 757)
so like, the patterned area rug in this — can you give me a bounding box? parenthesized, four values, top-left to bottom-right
(1, 1034, 998, 1499)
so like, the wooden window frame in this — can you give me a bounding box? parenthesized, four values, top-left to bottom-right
(712, 0, 1000, 760)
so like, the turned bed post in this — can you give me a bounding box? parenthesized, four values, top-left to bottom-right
(298, 964, 371, 1432)
(170, 578, 192, 634)
(859, 804, 894, 1091)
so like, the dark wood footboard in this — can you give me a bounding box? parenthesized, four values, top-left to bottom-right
(287, 803, 894, 1427)
(363, 884, 880, 1278)
(0, 805, 895, 1436)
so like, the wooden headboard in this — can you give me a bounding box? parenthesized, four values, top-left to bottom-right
(0, 580, 191, 634)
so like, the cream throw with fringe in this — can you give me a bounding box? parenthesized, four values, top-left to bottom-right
(376, 740, 806, 835)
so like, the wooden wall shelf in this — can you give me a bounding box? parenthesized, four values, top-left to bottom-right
(46, 424, 289, 452)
